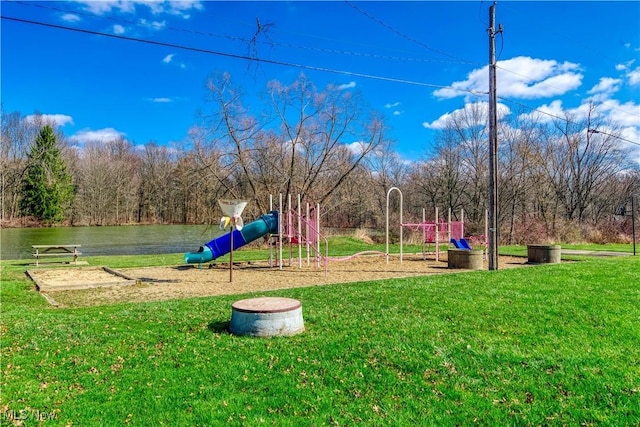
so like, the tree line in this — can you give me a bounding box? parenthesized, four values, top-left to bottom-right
(2, 74, 639, 244)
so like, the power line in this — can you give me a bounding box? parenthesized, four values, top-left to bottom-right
(342, 1, 640, 124)
(586, 129, 640, 147)
(19, 0, 634, 127)
(2, 15, 486, 95)
(14, 1, 250, 45)
(497, 96, 640, 147)
(264, 41, 472, 66)
(495, 64, 639, 121)
(345, 1, 480, 66)
(492, 3, 639, 120)
(15, 0, 472, 67)
(4, 8, 637, 148)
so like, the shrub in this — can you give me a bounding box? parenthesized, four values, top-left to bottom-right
(510, 214, 551, 245)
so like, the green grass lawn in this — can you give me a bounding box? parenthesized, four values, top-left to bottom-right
(1, 246, 639, 426)
(500, 243, 638, 258)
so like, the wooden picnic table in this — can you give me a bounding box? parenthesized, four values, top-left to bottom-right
(32, 244, 82, 266)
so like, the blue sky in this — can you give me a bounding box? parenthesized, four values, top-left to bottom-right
(2, 1, 639, 161)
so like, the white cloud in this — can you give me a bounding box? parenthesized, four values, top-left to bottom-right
(517, 99, 565, 124)
(627, 67, 640, 86)
(518, 97, 640, 134)
(143, 1, 166, 15)
(423, 101, 510, 130)
(338, 81, 356, 90)
(423, 112, 451, 130)
(151, 97, 172, 103)
(345, 141, 366, 155)
(588, 124, 640, 163)
(69, 128, 125, 143)
(600, 100, 640, 128)
(587, 77, 622, 102)
(61, 13, 81, 23)
(25, 114, 74, 127)
(164, 1, 203, 18)
(383, 102, 403, 116)
(113, 24, 125, 35)
(162, 53, 186, 69)
(524, 72, 583, 97)
(588, 77, 621, 95)
(434, 56, 583, 100)
(72, 0, 203, 19)
(620, 127, 640, 150)
(140, 19, 166, 30)
(75, 1, 135, 15)
(616, 59, 635, 71)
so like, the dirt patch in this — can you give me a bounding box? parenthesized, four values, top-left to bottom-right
(27, 266, 136, 291)
(32, 254, 530, 307)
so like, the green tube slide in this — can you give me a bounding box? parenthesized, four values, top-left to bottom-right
(185, 211, 279, 264)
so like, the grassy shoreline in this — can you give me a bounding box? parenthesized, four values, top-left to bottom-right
(1, 244, 639, 426)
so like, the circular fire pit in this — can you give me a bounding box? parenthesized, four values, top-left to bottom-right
(448, 249, 484, 270)
(527, 244, 561, 264)
(229, 297, 304, 337)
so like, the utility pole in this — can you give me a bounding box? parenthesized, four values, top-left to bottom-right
(487, 2, 501, 270)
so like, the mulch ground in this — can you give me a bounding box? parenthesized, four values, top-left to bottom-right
(28, 254, 532, 307)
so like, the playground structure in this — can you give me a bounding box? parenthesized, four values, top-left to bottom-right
(386, 187, 486, 263)
(269, 194, 329, 276)
(401, 207, 465, 262)
(184, 194, 330, 276)
(184, 189, 486, 274)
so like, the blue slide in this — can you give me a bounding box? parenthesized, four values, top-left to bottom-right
(450, 238, 472, 250)
(185, 211, 279, 264)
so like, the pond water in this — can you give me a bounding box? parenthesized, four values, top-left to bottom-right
(1, 224, 224, 260)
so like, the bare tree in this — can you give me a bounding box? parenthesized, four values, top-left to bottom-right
(544, 103, 628, 222)
(413, 102, 489, 231)
(198, 73, 387, 215)
(364, 141, 407, 228)
(410, 126, 468, 215)
(498, 108, 547, 243)
(73, 138, 139, 225)
(137, 143, 175, 223)
(172, 150, 213, 224)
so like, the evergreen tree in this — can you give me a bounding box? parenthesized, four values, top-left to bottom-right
(20, 125, 74, 224)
